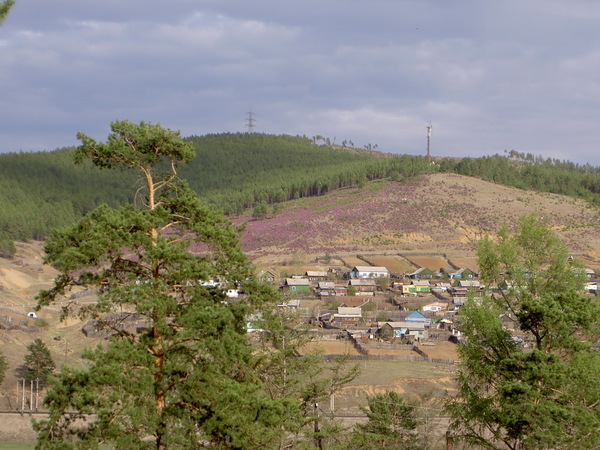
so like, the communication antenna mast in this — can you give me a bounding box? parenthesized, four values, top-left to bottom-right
(426, 122, 432, 163)
(246, 109, 256, 133)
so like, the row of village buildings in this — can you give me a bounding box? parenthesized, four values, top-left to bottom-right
(255, 264, 599, 343)
(260, 265, 486, 299)
(259, 263, 599, 298)
(256, 265, 486, 342)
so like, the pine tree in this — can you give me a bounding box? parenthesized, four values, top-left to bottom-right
(21, 338, 55, 387)
(350, 390, 419, 449)
(33, 120, 299, 448)
(0, 0, 14, 25)
(0, 349, 8, 384)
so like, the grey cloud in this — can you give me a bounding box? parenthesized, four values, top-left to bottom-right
(1, 0, 600, 165)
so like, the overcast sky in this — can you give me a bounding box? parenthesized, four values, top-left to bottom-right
(2, 1, 600, 165)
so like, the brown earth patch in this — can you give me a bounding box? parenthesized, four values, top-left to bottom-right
(364, 255, 415, 274)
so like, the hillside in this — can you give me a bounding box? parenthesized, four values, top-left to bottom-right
(1, 132, 600, 258)
(238, 173, 600, 269)
(1, 172, 599, 310)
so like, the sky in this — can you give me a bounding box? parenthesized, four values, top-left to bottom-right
(2, 0, 600, 166)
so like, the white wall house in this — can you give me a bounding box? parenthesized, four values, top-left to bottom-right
(350, 266, 389, 279)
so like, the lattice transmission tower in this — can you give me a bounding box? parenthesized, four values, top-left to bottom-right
(246, 109, 256, 133)
(426, 122, 432, 163)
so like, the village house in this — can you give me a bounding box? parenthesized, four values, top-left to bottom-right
(499, 312, 518, 331)
(349, 266, 389, 279)
(458, 280, 482, 290)
(377, 321, 428, 340)
(401, 280, 431, 295)
(305, 270, 328, 282)
(348, 278, 377, 295)
(450, 280, 484, 307)
(318, 282, 348, 297)
(436, 317, 454, 331)
(585, 268, 596, 280)
(281, 278, 311, 295)
(277, 299, 301, 309)
(433, 282, 452, 292)
(257, 269, 277, 284)
(332, 306, 363, 325)
(405, 310, 431, 326)
(440, 267, 478, 280)
(317, 281, 336, 297)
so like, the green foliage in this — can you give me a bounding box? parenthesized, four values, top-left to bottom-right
(350, 390, 419, 449)
(0, 349, 8, 384)
(0, 0, 14, 25)
(0, 237, 16, 258)
(34, 318, 49, 328)
(254, 309, 360, 449)
(252, 201, 268, 219)
(446, 215, 600, 449)
(34, 121, 356, 448)
(20, 338, 55, 387)
(441, 153, 600, 206)
(0, 134, 435, 246)
(374, 276, 389, 291)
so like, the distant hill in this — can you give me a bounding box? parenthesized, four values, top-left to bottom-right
(0, 133, 599, 257)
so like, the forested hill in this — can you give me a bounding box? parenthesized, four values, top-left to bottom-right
(181, 133, 430, 213)
(0, 132, 599, 257)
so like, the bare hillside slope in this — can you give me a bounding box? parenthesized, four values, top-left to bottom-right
(240, 173, 600, 267)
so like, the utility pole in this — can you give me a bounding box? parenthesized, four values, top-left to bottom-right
(426, 122, 432, 163)
(246, 109, 256, 133)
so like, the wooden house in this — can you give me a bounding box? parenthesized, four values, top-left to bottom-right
(305, 271, 328, 282)
(348, 278, 377, 295)
(257, 269, 277, 284)
(440, 268, 478, 280)
(333, 307, 363, 324)
(281, 278, 311, 295)
(317, 281, 336, 296)
(457, 280, 482, 290)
